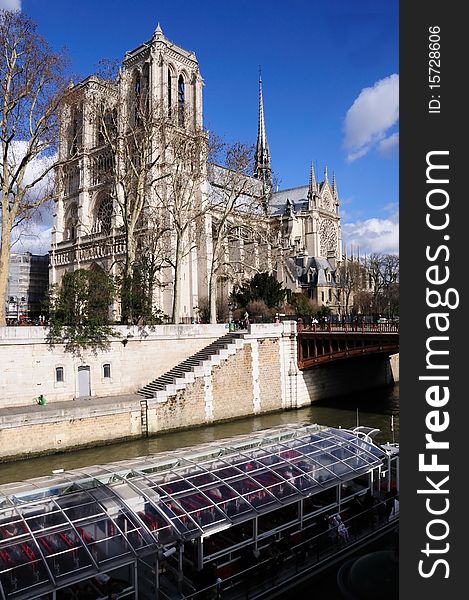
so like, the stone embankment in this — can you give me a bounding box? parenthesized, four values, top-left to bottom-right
(0, 322, 399, 461)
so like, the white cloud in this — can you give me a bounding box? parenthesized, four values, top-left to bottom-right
(342, 214, 399, 255)
(344, 74, 399, 162)
(6, 141, 55, 254)
(378, 132, 399, 157)
(382, 201, 398, 214)
(0, 0, 22, 10)
(9, 140, 56, 193)
(13, 225, 52, 255)
(5, 141, 56, 235)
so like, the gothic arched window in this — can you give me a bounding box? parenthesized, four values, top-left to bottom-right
(70, 104, 83, 157)
(95, 196, 113, 234)
(142, 63, 150, 114)
(178, 74, 185, 127)
(97, 105, 105, 147)
(132, 70, 141, 126)
(168, 68, 173, 117)
(135, 71, 141, 97)
(64, 164, 80, 195)
(97, 106, 117, 147)
(65, 204, 78, 241)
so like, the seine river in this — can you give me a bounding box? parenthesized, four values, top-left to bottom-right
(0, 383, 399, 485)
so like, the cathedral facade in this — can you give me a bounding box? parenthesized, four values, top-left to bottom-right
(271, 166, 343, 313)
(50, 25, 344, 321)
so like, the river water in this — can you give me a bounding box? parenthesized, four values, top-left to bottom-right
(0, 383, 399, 486)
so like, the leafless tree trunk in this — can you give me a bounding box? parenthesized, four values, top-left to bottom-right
(367, 253, 399, 315)
(336, 258, 365, 314)
(0, 10, 66, 325)
(69, 63, 207, 325)
(206, 141, 273, 323)
(171, 231, 185, 323)
(155, 128, 208, 323)
(91, 70, 170, 322)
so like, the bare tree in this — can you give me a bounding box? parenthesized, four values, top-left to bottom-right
(214, 216, 279, 320)
(379, 253, 399, 316)
(130, 212, 169, 323)
(90, 59, 210, 325)
(66, 65, 191, 323)
(0, 10, 67, 325)
(155, 127, 208, 323)
(93, 70, 171, 322)
(336, 257, 365, 314)
(366, 253, 399, 316)
(62, 61, 210, 325)
(206, 141, 269, 323)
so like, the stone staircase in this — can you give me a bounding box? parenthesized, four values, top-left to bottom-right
(137, 332, 245, 401)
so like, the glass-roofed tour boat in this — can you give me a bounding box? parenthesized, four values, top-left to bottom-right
(0, 423, 399, 600)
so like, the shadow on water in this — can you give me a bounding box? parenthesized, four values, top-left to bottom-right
(312, 382, 400, 444)
(0, 383, 399, 485)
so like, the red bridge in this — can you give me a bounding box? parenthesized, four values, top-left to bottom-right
(297, 323, 399, 369)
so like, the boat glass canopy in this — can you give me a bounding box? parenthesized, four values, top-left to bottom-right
(0, 423, 387, 598)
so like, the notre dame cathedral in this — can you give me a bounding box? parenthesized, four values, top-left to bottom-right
(50, 24, 343, 322)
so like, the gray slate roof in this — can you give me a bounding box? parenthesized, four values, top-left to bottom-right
(286, 256, 337, 286)
(269, 185, 309, 216)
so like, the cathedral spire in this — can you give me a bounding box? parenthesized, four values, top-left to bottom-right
(308, 161, 316, 200)
(254, 69, 271, 193)
(324, 165, 329, 182)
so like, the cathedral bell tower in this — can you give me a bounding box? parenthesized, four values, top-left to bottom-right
(122, 23, 204, 132)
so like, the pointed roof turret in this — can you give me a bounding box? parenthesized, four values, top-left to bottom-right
(307, 161, 317, 206)
(254, 69, 271, 194)
(153, 22, 164, 38)
(324, 165, 329, 182)
(332, 171, 337, 195)
(307, 161, 317, 200)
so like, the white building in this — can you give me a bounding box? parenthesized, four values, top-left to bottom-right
(6, 253, 49, 323)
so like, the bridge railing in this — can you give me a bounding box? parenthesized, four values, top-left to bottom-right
(297, 322, 399, 334)
(297, 323, 399, 368)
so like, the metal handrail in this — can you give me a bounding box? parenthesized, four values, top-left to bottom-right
(298, 323, 399, 334)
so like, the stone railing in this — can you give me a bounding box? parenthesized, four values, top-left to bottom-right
(52, 232, 127, 265)
(0, 323, 229, 344)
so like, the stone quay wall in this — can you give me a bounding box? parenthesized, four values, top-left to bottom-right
(0, 322, 399, 461)
(0, 324, 227, 408)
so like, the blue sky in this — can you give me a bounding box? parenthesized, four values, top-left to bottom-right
(8, 0, 398, 254)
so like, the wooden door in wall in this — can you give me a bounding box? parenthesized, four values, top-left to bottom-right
(78, 366, 91, 398)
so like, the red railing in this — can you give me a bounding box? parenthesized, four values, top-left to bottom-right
(297, 325, 399, 369)
(297, 322, 399, 334)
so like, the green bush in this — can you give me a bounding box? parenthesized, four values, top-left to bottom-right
(46, 269, 117, 355)
(232, 272, 286, 309)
